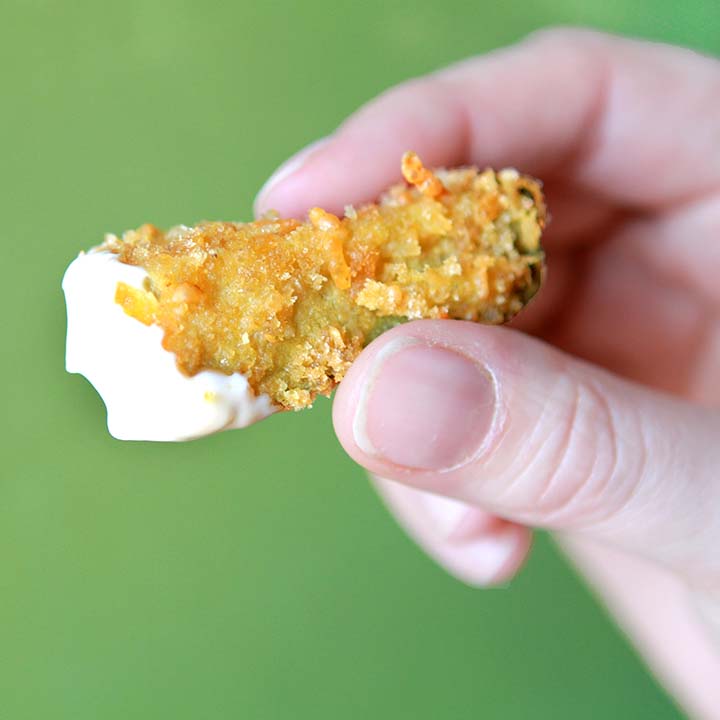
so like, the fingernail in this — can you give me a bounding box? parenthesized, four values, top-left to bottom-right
(354, 339, 497, 470)
(418, 492, 474, 538)
(420, 492, 498, 542)
(457, 525, 523, 586)
(254, 136, 331, 214)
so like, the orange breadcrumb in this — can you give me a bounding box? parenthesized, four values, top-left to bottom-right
(105, 153, 546, 410)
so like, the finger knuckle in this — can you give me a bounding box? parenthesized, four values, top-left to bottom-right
(503, 372, 636, 527)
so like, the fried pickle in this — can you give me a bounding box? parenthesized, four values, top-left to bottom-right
(106, 152, 546, 410)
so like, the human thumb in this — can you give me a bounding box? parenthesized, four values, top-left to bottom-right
(333, 320, 720, 590)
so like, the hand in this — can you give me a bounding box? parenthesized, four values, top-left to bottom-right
(256, 29, 720, 718)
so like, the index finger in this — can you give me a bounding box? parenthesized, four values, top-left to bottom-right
(255, 28, 720, 219)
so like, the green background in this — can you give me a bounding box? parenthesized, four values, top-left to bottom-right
(2, 1, 716, 717)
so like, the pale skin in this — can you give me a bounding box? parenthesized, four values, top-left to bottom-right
(255, 29, 720, 719)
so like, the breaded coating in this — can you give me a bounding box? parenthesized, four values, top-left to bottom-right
(108, 153, 546, 410)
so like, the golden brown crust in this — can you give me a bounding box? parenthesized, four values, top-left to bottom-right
(106, 153, 546, 410)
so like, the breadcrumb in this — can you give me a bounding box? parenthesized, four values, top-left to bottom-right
(107, 153, 546, 410)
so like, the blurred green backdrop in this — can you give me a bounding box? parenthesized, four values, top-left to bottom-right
(2, 1, 717, 718)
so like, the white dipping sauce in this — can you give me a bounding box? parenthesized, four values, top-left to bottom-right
(62, 250, 275, 441)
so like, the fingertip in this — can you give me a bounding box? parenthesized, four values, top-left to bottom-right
(254, 76, 469, 219)
(441, 522, 532, 588)
(253, 136, 334, 219)
(371, 475, 532, 587)
(465, 524, 533, 587)
(254, 134, 408, 220)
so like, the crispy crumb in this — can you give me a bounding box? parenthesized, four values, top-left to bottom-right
(108, 154, 546, 410)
